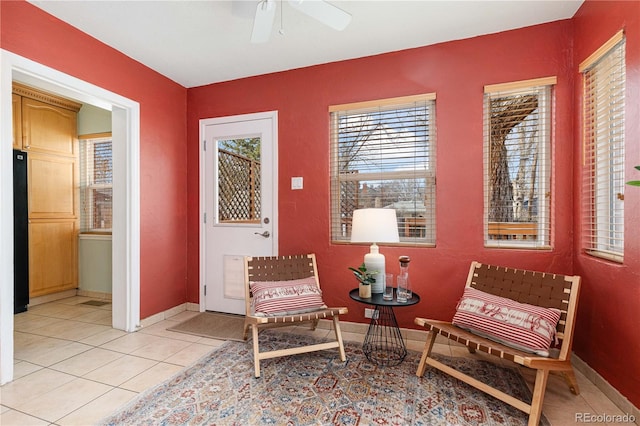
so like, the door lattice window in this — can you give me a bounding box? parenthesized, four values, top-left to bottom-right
(218, 140, 261, 223)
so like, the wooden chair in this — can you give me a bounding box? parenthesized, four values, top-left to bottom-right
(415, 261, 581, 426)
(243, 253, 348, 378)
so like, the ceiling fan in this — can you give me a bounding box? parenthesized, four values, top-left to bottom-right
(251, 0, 352, 43)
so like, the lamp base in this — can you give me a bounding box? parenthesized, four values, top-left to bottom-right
(364, 244, 386, 294)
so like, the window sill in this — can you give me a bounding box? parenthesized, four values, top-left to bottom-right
(79, 233, 112, 241)
(332, 240, 436, 248)
(484, 242, 552, 250)
(585, 249, 623, 264)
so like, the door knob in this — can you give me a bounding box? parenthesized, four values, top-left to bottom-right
(254, 231, 270, 238)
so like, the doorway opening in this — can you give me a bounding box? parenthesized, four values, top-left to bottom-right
(1, 50, 140, 384)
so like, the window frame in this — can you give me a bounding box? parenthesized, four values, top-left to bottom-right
(579, 30, 626, 262)
(79, 133, 113, 234)
(483, 77, 556, 249)
(329, 93, 437, 246)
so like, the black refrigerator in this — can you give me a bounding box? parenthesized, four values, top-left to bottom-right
(13, 149, 29, 313)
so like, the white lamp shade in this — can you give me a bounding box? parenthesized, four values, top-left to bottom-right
(350, 208, 400, 243)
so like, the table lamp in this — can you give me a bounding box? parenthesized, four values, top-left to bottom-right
(350, 208, 400, 293)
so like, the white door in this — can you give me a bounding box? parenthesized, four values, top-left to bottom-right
(201, 112, 277, 314)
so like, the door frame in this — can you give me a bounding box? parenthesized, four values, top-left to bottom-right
(198, 111, 279, 312)
(0, 50, 141, 384)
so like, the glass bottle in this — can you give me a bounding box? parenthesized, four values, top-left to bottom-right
(398, 256, 412, 301)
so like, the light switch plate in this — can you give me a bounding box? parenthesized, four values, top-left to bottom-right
(291, 176, 303, 190)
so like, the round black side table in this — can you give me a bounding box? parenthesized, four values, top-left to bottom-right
(349, 288, 420, 366)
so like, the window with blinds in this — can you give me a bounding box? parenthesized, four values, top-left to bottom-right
(580, 31, 626, 262)
(483, 77, 555, 248)
(329, 94, 436, 245)
(80, 134, 113, 233)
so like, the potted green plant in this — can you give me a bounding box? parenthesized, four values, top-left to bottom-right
(627, 166, 640, 186)
(349, 263, 377, 298)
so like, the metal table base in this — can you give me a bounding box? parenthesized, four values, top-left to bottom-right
(362, 305, 407, 366)
(349, 288, 420, 367)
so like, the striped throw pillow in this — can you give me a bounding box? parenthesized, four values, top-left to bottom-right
(250, 276, 327, 317)
(452, 287, 560, 357)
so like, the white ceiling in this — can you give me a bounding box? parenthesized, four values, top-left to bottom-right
(28, 0, 583, 88)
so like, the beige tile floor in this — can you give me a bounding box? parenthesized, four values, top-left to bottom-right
(1, 296, 635, 425)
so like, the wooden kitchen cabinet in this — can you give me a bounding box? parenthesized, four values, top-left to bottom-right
(13, 83, 81, 298)
(18, 95, 78, 156)
(27, 152, 78, 220)
(28, 219, 78, 297)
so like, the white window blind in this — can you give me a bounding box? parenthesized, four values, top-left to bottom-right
(580, 32, 625, 262)
(483, 77, 555, 248)
(330, 94, 436, 245)
(80, 134, 113, 233)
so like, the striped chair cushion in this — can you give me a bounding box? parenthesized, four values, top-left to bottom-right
(452, 287, 560, 357)
(250, 276, 327, 317)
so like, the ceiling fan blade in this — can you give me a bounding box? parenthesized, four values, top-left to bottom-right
(251, 0, 276, 43)
(288, 0, 352, 31)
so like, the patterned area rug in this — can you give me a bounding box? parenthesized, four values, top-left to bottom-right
(101, 330, 546, 425)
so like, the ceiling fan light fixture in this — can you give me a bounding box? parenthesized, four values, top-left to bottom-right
(261, 0, 276, 12)
(251, 0, 277, 43)
(250, 0, 351, 44)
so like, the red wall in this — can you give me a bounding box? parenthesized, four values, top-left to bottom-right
(0, 1, 189, 318)
(187, 5, 640, 407)
(187, 22, 575, 328)
(572, 0, 640, 408)
(4, 0, 638, 409)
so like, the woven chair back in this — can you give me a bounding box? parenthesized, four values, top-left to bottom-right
(246, 254, 318, 284)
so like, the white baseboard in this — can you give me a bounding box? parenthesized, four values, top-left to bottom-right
(139, 303, 188, 328)
(572, 354, 639, 420)
(76, 289, 112, 301)
(186, 302, 200, 312)
(28, 289, 112, 307)
(28, 289, 78, 307)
